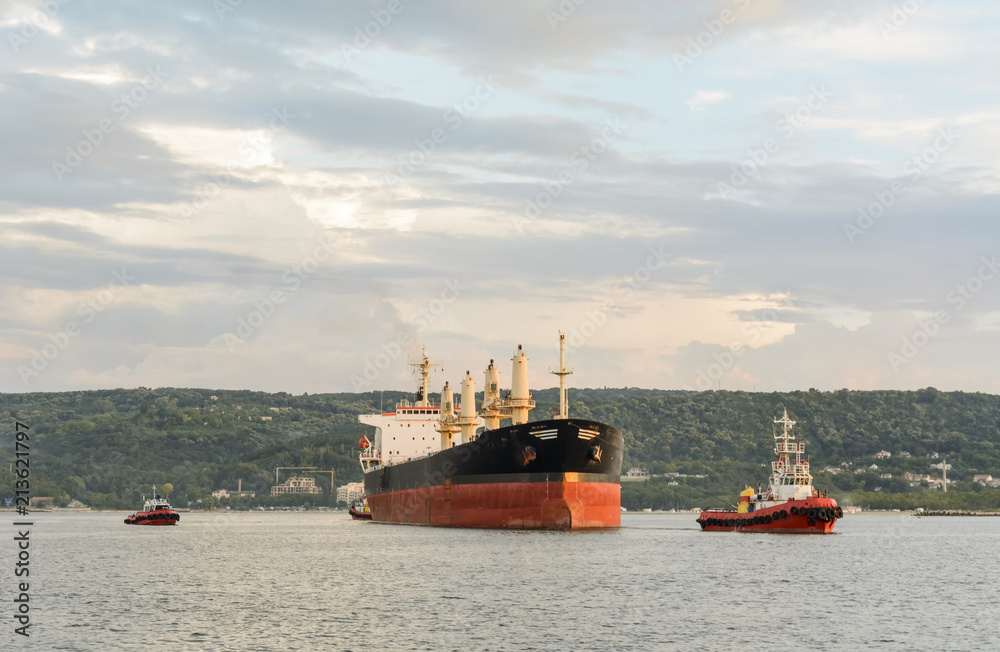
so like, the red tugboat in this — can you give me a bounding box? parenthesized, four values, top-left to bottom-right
(124, 487, 180, 525)
(349, 497, 373, 521)
(697, 409, 842, 534)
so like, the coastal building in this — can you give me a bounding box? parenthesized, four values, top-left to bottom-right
(212, 480, 256, 498)
(336, 482, 364, 504)
(973, 474, 993, 485)
(874, 451, 892, 459)
(271, 476, 322, 495)
(621, 468, 650, 482)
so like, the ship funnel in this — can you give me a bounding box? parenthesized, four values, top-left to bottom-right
(509, 345, 535, 425)
(437, 381, 458, 449)
(481, 359, 502, 430)
(441, 381, 454, 413)
(458, 370, 478, 444)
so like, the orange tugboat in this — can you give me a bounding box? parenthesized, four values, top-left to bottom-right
(697, 409, 842, 534)
(124, 487, 179, 525)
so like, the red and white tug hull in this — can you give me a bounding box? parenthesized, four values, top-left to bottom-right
(124, 488, 179, 525)
(698, 497, 841, 534)
(698, 409, 842, 535)
(124, 509, 179, 525)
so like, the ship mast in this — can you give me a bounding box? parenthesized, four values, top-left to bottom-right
(409, 347, 441, 407)
(770, 408, 812, 501)
(550, 331, 573, 419)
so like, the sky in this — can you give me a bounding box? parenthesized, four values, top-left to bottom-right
(2, 0, 999, 395)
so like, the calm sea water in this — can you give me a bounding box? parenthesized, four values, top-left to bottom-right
(6, 512, 999, 651)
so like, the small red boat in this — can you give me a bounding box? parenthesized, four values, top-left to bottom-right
(697, 409, 842, 534)
(349, 497, 372, 521)
(125, 487, 179, 525)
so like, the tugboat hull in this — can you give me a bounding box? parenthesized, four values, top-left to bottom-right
(124, 511, 179, 525)
(698, 498, 841, 534)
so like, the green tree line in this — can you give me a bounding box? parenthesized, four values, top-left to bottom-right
(2, 386, 998, 510)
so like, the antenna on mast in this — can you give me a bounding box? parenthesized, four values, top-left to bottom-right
(550, 331, 573, 419)
(409, 346, 442, 407)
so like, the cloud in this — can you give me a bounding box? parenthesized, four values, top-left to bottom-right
(2, 0, 1000, 395)
(688, 90, 730, 111)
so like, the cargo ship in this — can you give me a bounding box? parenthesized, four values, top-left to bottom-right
(696, 409, 842, 533)
(357, 334, 623, 529)
(124, 487, 179, 525)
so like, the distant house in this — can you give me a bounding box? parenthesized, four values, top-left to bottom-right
(898, 451, 911, 458)
(213, 487, 256, 499)
(930, 452, 940, 459)
(869, 464, 879, 470)
(880, 473, 892, 479)
(930, 462, 952, 470)
(824, 467, 843, 474)
(973, 475, 994, 485)
(874, 451, 892, 459)
(621, 468, 651, 482)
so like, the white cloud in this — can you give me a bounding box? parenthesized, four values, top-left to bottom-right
(687, 90, 730, 111)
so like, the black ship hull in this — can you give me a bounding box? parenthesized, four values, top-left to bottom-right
(363, 418, 623, 529)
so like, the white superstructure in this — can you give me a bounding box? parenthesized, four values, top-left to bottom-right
(359, 338, 563, 472)
(747, 408, 820, 509)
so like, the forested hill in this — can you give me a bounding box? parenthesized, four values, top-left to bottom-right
(2, 386, 999, 510)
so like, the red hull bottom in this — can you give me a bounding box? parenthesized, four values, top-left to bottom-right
(367, 480, 621, 529)
(698, 498, 840, 534)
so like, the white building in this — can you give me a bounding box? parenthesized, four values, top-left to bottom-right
(874, 450, 892, 459)
(621, 468, 650, 482)
(337, 482, 365, 505)
(271, 476, 322, 495)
